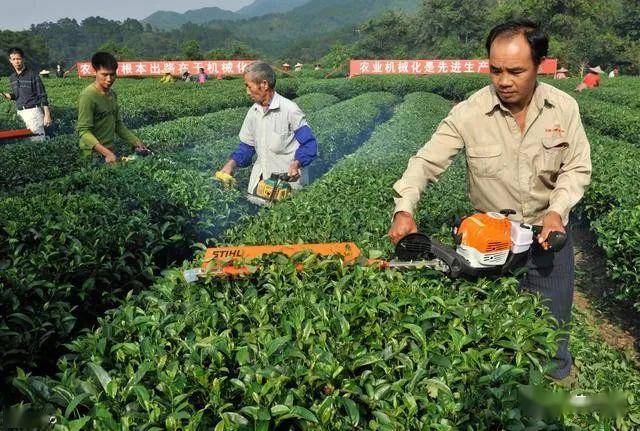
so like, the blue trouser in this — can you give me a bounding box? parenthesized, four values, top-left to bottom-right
(519, 224, 574, 379)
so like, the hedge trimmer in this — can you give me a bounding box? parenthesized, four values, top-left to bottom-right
(0, 128, 35, 142)
(214, 171, 295, 206)
(247, 172, 294, 206)
(183, 209, 566, 282)
(0, 96, 36, 143)
(120, 146, 154, 162)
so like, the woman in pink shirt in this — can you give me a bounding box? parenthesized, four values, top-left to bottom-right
(197, 68, 208, 84)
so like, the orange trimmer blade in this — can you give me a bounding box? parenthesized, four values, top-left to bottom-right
(201, 242, 364, 276)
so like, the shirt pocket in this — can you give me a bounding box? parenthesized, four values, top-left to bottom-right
(466, 144, 503, 178)
(539, 137, 568, 174)
(268, 130, 293, 155)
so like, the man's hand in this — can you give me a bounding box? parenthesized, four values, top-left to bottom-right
(214, 170, 236, 186)
(388, 211, 419, 244)
(43, 111, 52, 127)
(1, 93, 11, 100)
(288, 160, 301, 181)
(134, 142, 152, 156)
(538, 211, 565, 250)
(104, 150, 117, 165)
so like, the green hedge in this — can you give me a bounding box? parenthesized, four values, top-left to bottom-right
(11, 93, 563, 430)
(0, 91, 395, 389)
(296, 75, 488, 101)
(0, 92, 334, 194)
(0, 78, 300, 135)
(290, 93, 339, 113)
(577, 132, 640, 308)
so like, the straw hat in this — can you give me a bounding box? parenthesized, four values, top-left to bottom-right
(557, 67, 568, 73)
(588, 66, 604, 74)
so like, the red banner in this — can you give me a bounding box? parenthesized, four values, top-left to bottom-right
(76, 60, 256, 77)
(349, 59, 557, 77)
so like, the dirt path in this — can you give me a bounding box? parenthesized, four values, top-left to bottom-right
(572, 220, 639, 362)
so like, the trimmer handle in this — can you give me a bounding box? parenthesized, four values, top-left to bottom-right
(532, 226, 567, 252)
(270, 172, 293, 182)
(135, 147, 153, 157)
(546, 231, 567, 252)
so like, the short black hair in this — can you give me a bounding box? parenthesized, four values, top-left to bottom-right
(486, 20, 548, 66)
(7, 47, 24, 57)
(91, 51, 118, 71)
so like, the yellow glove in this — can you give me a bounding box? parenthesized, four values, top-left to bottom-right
(214, 171, 236, 186)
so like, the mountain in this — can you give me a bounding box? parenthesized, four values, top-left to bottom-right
(143, 7, 238, 30)
(210, 0, 421, 56)
(237, 0, 311, 18)
(143, 0, 312, 30)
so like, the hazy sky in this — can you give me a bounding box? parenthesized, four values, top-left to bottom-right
(2, 0, 254, 31)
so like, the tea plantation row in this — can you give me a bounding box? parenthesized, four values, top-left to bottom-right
(0, 92, 397, 383)
(0, 78, 301, 135)
(298, 76, 640, 311)
(1, 75, 486, 192)
(16, 92, 640, 430)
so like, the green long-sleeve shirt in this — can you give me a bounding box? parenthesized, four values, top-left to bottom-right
(76, 84, 139, 159)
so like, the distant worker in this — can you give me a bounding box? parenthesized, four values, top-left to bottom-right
(554, 67, 568, 79)
(182, 69, 191, 82)
(575, 66, 603, 92)
(160, 71, 174, 83)
(608, 66, 619, 78)
(294, 62, 303, 72)
(197, 67, 208, 84)
(56, 63, 65, 78)
(1, 47, 52, 141)
(215, 61, 318, 194)
(76, 52, 149, 165)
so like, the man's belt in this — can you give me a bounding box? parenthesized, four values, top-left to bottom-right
(17, 104, 39, 111)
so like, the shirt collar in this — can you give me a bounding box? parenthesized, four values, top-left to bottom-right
(485, 82, 553, 115)
(12, 66, 28, 77)
(255, 91, 280, 113)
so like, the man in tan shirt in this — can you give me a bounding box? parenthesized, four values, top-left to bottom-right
(389, 20, 591, 380)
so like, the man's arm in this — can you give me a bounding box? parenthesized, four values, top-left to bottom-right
(388, 109, 465, 243)
(3, 76, 17, 101)
(289, 106, 318, 179)
(76, 94, 103, 155)
(114, 102, 143, 148)
(34, 74, 52, 126)
(546, 101, 592, 226)
(219, 111, 256, 178)
(392, 110, 466, 216)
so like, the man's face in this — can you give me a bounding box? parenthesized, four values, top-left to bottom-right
(9, 53, 24, 72)
(95, 67, 117, 90)
(244, 73, 270, 106)
(489, 34, 539, 109)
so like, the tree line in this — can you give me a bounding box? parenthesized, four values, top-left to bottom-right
(1, 0, 639, 76)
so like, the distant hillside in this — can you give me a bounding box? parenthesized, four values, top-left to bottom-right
(143, 7, 238, 30)
(214, 0, 421, 56)
(237, 0, 311, 18)
(143, 0, 311, 30)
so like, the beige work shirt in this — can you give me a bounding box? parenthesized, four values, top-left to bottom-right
(393, 83, 591, 226)
(239, 92, 310, 194)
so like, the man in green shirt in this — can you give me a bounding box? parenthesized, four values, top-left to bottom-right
(76, 52, 148, 164)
